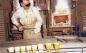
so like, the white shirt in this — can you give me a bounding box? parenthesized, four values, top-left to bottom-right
(11, 6, 42, 33)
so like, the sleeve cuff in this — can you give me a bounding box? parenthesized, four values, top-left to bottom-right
(34, 28, 41, 33)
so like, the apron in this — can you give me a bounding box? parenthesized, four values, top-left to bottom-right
(22, 10, 42, 40)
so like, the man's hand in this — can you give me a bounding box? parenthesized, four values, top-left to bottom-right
(17, 25, 23, 31)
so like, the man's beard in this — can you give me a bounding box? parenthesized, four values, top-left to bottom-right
(25, 3, 31, 7)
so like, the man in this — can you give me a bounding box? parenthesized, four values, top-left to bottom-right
(13, 0, 34, 11)
(11, 0, 42, 40)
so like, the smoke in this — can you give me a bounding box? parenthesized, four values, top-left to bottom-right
(55, 0, 70, 10)
(54, 0, 71, 15)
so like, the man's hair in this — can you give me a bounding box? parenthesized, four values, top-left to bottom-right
(19, 0, 23, 4)
(19, 0, 31, 7)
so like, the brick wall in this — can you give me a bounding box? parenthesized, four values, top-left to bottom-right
(0, 0, 12, 41)
(0, 10, 5, 41)
(77, 0, 86, 31)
